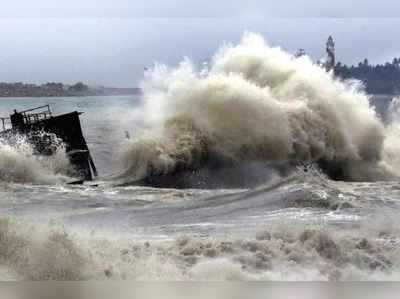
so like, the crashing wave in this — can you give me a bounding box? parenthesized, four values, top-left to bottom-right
(118, 32, 398, 187)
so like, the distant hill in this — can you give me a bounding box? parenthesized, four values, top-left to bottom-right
(0, 82, 142, 97)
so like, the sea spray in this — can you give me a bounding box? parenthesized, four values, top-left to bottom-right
(0, 218, 86, 281)
(380, 97, 400, 177)
(120, 32, 388, 183)
(0, 217, 399, 281)
(0, 134, 73, 184)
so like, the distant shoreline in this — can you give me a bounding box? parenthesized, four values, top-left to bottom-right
(0, 94, 141, 98)
(0, 82, 142, 98)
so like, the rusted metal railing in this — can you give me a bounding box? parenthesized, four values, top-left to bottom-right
(20, 105, 52, 125)
(0, 105, 53, 132)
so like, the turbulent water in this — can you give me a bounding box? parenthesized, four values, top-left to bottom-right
(1, 33, 400, 281)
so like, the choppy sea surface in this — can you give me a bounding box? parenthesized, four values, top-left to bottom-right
(0, 95, 399, 281)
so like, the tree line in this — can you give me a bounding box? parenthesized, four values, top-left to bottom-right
(335, 58, 400, 94)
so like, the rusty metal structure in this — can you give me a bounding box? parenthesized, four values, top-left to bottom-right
(0, 105, 97, 181)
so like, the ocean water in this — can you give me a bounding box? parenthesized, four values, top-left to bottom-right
(0, 95, 398, 281)
(0, 33, 400, 281)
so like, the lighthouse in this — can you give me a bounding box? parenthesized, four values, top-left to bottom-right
(326, 36, 335, 72)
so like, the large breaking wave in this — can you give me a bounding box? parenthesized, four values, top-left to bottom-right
(119, 32, 399, 184)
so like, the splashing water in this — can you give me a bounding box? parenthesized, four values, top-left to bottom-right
(120, 32, 393, 183)
(0, 33, 399, 281)
(0, 134, 73, 184)
(1, 216, 400, 281)
(381, 97, 400, 177)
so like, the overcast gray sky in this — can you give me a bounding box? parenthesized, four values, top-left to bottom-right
(1, 1, 400, 86)
(3, 0, 400, 18)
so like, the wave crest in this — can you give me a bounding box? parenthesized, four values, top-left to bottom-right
(120, 32, 391, 183)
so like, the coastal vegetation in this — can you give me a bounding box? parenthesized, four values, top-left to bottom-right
(335, 58, 400, 94)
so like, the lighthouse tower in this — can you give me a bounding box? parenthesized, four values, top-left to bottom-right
(326, 36, 335, 72)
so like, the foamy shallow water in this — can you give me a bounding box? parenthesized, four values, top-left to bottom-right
(0, 173, 399, 281)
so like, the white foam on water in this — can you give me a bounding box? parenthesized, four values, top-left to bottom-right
(0, 217, 399, 281)
(0, 135, 73, 184)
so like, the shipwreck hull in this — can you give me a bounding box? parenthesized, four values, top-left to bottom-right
(27, 111, 97, 180)
(1, 105, 97, 181)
